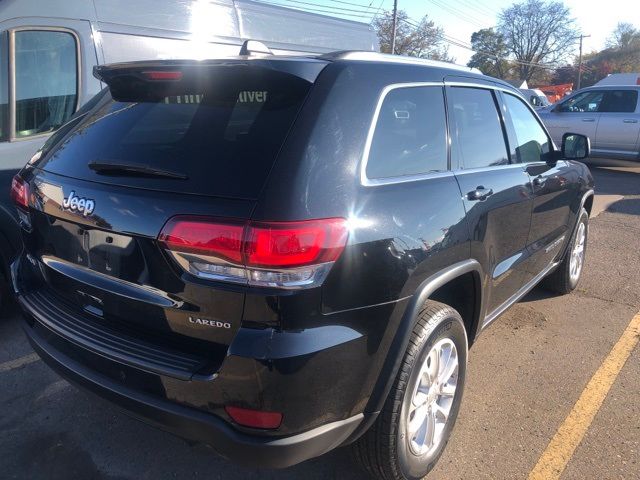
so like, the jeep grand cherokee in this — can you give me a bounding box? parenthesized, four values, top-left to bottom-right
(11, 51, 594, 480)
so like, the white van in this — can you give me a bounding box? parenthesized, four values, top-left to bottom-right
(519, 88, 551, 109)
(0, 0, 378, 310)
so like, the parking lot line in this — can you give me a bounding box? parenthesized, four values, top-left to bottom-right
(0, 353, 40, 373)
(528, 312, 640, 480)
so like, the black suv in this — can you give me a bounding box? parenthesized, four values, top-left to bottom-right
(11, 52, 594, 480)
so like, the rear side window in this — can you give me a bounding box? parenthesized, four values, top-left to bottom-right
(449, 87, 509, 169)
(37, 66, 311, 199)
(600, 90, 638, 113)
(504, 93, 550, 163)
(14, 30, 78, 138)
(366, 86, 447, 180)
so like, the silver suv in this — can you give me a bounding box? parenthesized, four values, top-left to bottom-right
(538, 86, 640, 160)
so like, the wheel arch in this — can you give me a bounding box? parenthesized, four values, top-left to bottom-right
(346, 260, 484, 445)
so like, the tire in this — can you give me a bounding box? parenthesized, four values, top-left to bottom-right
(352, 300, 468, 480)
(542, 208, 589, 295)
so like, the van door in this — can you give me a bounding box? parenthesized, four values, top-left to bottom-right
(446, 84, 533, 317)
(0, 18, 101, 263)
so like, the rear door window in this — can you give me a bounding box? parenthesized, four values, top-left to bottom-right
(365, 86, 447, 180)
(36, 66, 312, 199)
(448, 87, 509, 169)
(14, 30, 78, 138)
(599, 90, 638, 113)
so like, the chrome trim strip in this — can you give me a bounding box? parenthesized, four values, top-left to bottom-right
(360, 82, 445, 187)
(444, 80, 517, 94)
(40, 256, 182, 308)
(452, 162, 526, 176)
(481, 260, 559, 330)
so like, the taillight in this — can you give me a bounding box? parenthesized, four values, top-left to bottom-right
(245, 219, 348, 267)
(10, 175, 29, 209)
(159, 218, 244, 263)
(158, 217, 348, 289)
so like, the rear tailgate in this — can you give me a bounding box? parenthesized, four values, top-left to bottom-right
(20, 170, 253, 376)
(17, 60, 321, 377)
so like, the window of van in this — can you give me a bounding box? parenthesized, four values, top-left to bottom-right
(14, 30, 78, 138)
(0, 32, 8, 142)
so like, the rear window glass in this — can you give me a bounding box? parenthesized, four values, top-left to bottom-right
(37, 66, 311, 199)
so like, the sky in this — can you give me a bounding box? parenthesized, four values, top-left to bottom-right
(268, 0, 640, 66)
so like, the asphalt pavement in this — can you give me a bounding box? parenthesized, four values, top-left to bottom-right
(1, 165, 639, 480)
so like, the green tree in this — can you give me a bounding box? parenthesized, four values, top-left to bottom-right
(467, 28, 511, 79)
(373, 10, 452, 61)
(498, 0, 579, 82)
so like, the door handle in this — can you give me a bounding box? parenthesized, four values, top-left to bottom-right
(581, 118, 595, 122)
(533, 175, 546, 187)
(623, 119, 638, 123)
(466, 186, 494, 201)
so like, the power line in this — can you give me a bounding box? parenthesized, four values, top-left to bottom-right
(456, 0, 500, 20)
(370, 0, 387, 21)
(423, 0, 490, 29)
(327, 0, 381, 10)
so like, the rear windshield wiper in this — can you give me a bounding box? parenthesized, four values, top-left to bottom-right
(88, 161, 188, 180)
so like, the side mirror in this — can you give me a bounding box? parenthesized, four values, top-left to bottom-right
(561, 133, 590, 160)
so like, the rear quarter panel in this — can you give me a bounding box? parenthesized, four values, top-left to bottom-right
(254, 62, 471, 312)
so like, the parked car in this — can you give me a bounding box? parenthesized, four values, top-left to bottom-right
(538, 85, 640, 160)
(11, 52, 594, 480)
(519, 88, 551, 108)
(0, 0, 379, 313)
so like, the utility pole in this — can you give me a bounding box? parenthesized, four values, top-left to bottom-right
(577, 34, 591, 90)
(391, 0, 398, 54)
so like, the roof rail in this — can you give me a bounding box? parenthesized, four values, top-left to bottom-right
(320, 51, 481, 74)
(239, 40, 273, 57)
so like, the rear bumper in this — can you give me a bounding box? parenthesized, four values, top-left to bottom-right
(23, 320, 364, 468)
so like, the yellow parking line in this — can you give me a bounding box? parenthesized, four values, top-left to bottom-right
(528, 312, 640, 480)
(0, 353, 40, 373)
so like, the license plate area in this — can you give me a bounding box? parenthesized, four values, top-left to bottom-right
(43, 216, 145, 281)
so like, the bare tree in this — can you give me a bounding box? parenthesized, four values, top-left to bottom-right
(606, 22, 640, 49)
(373, 10, 452, 61)
(498, 0, 579, 81)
